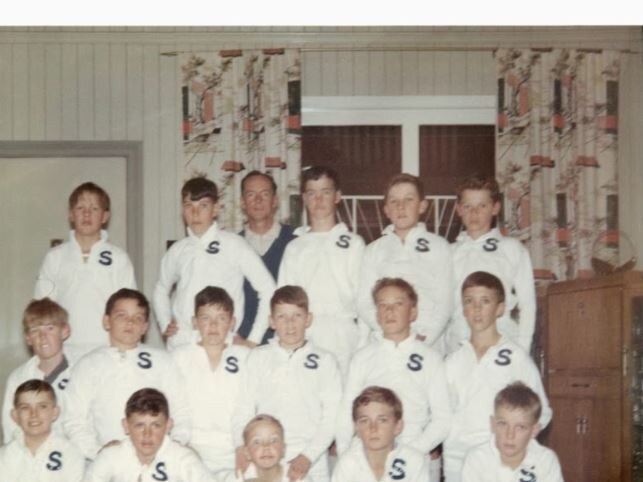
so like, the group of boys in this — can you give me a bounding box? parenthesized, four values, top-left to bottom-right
(0, 167, 564, 481)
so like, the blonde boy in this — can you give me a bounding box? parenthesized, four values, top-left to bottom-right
(447, 175, 536, 354)
(153, 175, 275, 349)
(278, 166, 365, 374)
(0, 380, 85, 481)
(337, 278, 450, 459)
(358, 174, 453, 346)
(63, 289, 190, 460)
(2, 298, 78, 442)
(462, 382, 563, 482)
(34, 182, 136, 350)
(443, 272, 551, 482)
(233, 286, 342, 482)
(84, 388, 213, 481)
(171, 286, 250, 472)
(332, 386, 430, 482)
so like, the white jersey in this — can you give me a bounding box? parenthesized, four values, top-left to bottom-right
(0, 432, 85, 482)
(153, 222, 276, 347)
(216, 462, 312, 482)
(332, 439, 430, 482)
(278, 223, 365, 371)
(62, 344, 190, 459)
(357, 224, 453, 345)
(2, 351, 78, 443)
(336, 334, 451, 455)
(443, 338, 552, 475)
(84, 436, 214, 482)
(171, 342, 250, 472)
(462, 437, 564, 482)
(448, 228, 536, 353)
(233, 339, 342, 465)
(34, 230, 136, 348)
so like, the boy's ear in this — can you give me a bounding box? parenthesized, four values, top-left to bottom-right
(229, 317, 237, 332)
(121, 418, 129, 435)
(410, 305, 418, 323)
(394, 418, 404, 436)
(333, 189, 342, 205)
(101, 209, 111, 227)
(489, 415, 495, 431)
(455, 201, 465, 219)
(61, 323, 71, 341)
(492, 200, 501, 216)
(212, 201, 221, 219)
(10, 408, 17, 424)
(167, 417, 174, 434)
(531, 422, 542, 438)
(102, 314, 111, 332)
(269, 315, 277, 330)
(495, 301, 506, 319)
(418, 198, 429, 215)
(306, 312, 313, 328)
(52, 404, 61, 423)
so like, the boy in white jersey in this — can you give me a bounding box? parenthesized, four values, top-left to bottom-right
(337, 278, 450, 456)
(172, 286, 250, 473)
(63, 289, 190, 459)
(446, 175, 536, 354)
(34, 182, 136, 351)
(219, 414, 312, 482)
(85, 388, 213, 481)
(333, 386, 430, 482)
(462, 382, 563, 482)
(233, 286, 342, 482)
(0, 380, 85, 481)
(2, 298, 77, 442)
(443, 272, 551, 482)
(278, 166, 365, 374)
(358, 174, 452, 346)
(154, 175, 276, 349)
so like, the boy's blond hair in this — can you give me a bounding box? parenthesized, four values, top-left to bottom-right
(352, 386, 403, 422)
(270, 285, 309, 312)
(242, 414, 285, 444)
(494, 381, 542, 424)
(22, 298, 69, 333)
(371, 277, 418, 307)
(384, 173, 425, 201)
(68, 182, 111, 211)
(455, 175, 501, 203)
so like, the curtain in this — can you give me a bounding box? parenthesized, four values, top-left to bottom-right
(496, 48, 621, 281)
(180, 49, 301, 231)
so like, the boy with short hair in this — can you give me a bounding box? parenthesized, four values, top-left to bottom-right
(336, 278, 451, 458)
(332, 386, 430, 482)
(63, 289, 190, 460)
(0, 379, 85, 481)
(233, 285, 342, 482)
(219, 414, 312, 482)
(462, 382, 563, 482)
(34, 182, 136, 350)
(278, 166, 365, 374)
(172, 286, 251, 472)
(443, 272, 551, 482)
(447, 175, 536, 354)
(358, 173, 453, 346)
(2, 298, 78, 442)
(153, 174, 276, 349)
(84, 388, 213, 481)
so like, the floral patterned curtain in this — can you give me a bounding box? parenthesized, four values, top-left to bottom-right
(496, 49, 621, 281)
(181, 49, 301, 231)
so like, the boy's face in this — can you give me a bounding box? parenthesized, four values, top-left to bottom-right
(456, 189, 501, 239)
(69, 191, 110, 237)
(375, 285, 416, 341)
(25, 320, 69, 361)
(302, 175, 340, 221)
(491, 405, 540, 465)
(103, 298, 149, 350)
(194, 303, 235, 347)
(11, 390, 59, 440)
(244, 420, 286, 471)
(383, 182, 427, 236)
(241, 175, 278, 225)
(123, 412, 172, 462)
(270, 302, 311, 350)
(182, 196, 218, 236)
(462, 286, 504, 335)
(354, 401, 403, 453)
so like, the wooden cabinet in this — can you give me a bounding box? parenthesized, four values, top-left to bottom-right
(544, 272, 643, 482)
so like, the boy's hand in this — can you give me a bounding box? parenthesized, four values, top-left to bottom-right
(163, 320, 179, 339)
(233, 334, 257, 348)
(235, 446, 250, 474)
(287, 454, 311, 481)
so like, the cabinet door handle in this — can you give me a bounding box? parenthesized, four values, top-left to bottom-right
(571, 383, 590, 388)
(581, 415, 589, 435)
(575, 417, 581, 434)
(623, 346, 629, 377)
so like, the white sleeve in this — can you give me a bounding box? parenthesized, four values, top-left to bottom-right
(82, 447, 114, 482)
(277, 242, 298, 287)
(65, 446, 87, 482)
(237, 241, 276, 344)
(117, 251, 137, 290)
(1, 371, 19, 443)
(460, 450, 482, 482)
(181, 448, 217, 482)
(153, 247, 180, 333)
(34, 250, 58, 300)
(521, 357, 552, 429)
(412, 458, 431, 482)
(357, 244, 379, 332)
(335, 356, 366, 455)
(301, 354, 343, 464)
(421, 241, 453, 346)
(514, 245, 536, 353)
(330, 454, 352, 482)
(160, 354, 191, 445)
(542, 451, 565, 482)
(347, 236, 365, 309)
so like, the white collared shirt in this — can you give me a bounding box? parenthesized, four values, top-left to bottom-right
(357, 224, 453, 345)
(217, 462, 312, 482)
(244, 221, 281, 256)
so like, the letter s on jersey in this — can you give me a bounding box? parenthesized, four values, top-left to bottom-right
(46, 451, 63, 471)
(206, 241, 220, 254)
(137, 351, 153, 369)
(482, 238, 499, 252)
(519, 467, 536, 482)
(98, 250, 113, 266)
(225, 356, 239, 373)
(494, 348, 513, 366)
(335, 234, 351, 249)
(415, 238, 430, 252)
(57, 378, 69, 390)
(406, 353, 424, 372)
(304, 353, 320, 369)
(152, 462, 169, 481)
(389, 458, 407, 480)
